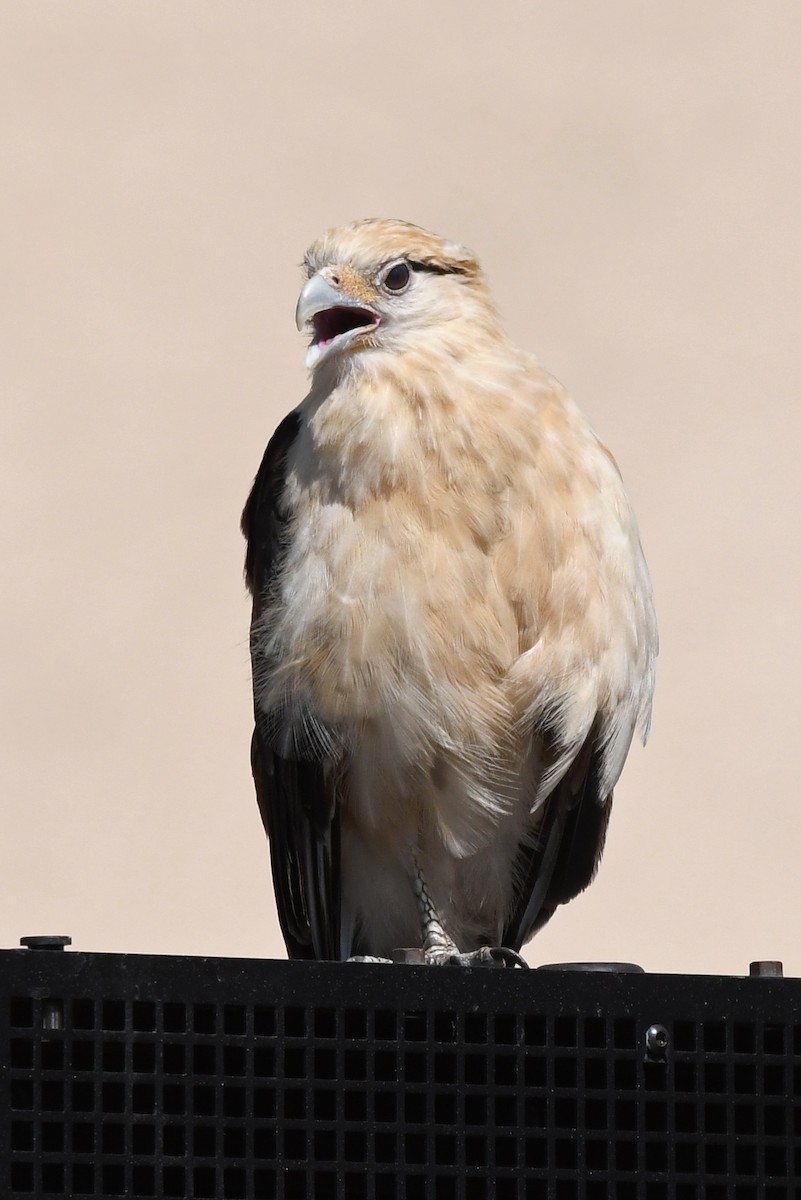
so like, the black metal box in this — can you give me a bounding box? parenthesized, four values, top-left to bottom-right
(2, 948, 799, 1198)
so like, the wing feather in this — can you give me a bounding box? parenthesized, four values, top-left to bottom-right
(503, 722, 611, 951)
(242, 411, 343, 960)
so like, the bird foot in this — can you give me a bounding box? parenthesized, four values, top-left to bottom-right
(345, 947, 527, 967)
(426, 945, 529, 968)
(409, 848, 528, 968)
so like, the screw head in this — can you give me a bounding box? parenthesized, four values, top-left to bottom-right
(749, 960, 783, 978)
(645, 1023, 669, 1057)
(390, 947, 426, 964)
(20, 935, 72, 951)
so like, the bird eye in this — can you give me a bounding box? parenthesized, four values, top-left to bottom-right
(382, 261, 411, 292)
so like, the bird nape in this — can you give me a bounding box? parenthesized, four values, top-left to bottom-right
(242, 218, 657, 966)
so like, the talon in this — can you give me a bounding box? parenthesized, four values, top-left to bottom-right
(428, 946, 529, 968)
(484, 946, 529, 969)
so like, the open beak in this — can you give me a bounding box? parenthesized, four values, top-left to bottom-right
(295, 273, 379, 370)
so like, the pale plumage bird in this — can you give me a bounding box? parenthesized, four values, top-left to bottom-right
(243, 219, 657, 965)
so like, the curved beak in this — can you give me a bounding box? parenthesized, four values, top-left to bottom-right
(295, 273, 361, 331)
(295, 272, 380, 370)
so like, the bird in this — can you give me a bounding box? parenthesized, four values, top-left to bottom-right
(242, 218, 657, 966)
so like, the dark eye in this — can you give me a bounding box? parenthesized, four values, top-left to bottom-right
(382, 261, 411, 292)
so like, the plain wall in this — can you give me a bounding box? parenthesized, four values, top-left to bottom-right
(2, 2, 800, 975)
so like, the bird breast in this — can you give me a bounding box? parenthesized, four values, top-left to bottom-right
(253, 352, 656, 847)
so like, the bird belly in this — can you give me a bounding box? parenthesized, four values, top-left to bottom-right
(258, 498, 524, 860)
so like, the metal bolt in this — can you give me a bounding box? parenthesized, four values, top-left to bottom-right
(390, 947, 426, 964)
(645, 1023, 669, 1059)
(20, 935, 72, 950)
(749, 960, 783, 978)
(42, 999, 64, 1032)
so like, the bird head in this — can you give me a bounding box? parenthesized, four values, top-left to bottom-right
(295, 218, 496, 372)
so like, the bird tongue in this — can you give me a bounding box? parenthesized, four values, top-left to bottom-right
(313, 306, 376, 347)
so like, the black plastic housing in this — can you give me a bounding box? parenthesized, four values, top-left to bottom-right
(2, 949, 799, 1198)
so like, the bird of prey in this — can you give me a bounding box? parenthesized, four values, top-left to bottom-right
(242, 219, 657, 966)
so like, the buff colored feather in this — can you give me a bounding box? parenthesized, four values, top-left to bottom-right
(246, 219, 657, 959)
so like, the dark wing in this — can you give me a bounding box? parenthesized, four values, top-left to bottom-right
(242, 411, 342, 961)
(502, 721, 612, 951)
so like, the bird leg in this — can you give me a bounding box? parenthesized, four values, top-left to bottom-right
(410, 852, 461, 963)
(411, 851, 528, 968)
(346, 851, 528, 967)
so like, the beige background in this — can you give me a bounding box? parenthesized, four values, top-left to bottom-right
(2, 2, 799, 977)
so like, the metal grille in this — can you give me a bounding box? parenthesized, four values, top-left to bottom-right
(2, 949, 799, 1198)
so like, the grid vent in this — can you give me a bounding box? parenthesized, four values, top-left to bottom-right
(2, 952, 800, 1199)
